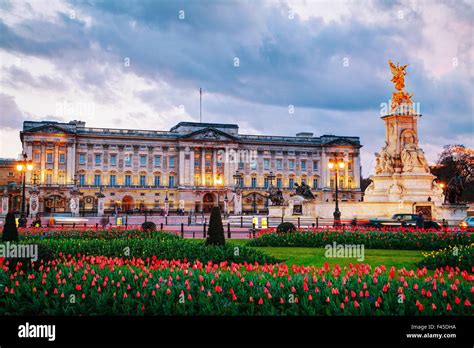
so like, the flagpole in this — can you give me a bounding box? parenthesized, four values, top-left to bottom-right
(200, 87, 202, 123)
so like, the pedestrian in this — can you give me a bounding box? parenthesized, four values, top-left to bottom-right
(416, 212, 424, 229)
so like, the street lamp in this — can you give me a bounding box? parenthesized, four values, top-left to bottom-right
(16, 152, 33, 227)
(328, 158, 345, 226)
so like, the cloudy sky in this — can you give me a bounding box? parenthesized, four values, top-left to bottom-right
(0, 0, 472, 176)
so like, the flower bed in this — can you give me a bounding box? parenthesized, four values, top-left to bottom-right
(417, 244, 474, 270)
(248, 228, 473, 250)
(0, 256, 471, 315)
(12, 237, 278, 264)
(19, 227, 179, 241)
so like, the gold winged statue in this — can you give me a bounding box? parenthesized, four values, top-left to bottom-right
(389, 60, 413, 112)
(389, 60, 408, 91)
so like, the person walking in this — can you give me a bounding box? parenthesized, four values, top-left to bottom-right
(416, 212, 425, 229)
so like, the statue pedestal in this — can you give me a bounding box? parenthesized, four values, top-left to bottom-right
(364, 172, 444, 204)
(268, 205, 287, 217)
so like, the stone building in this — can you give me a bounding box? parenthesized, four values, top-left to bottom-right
(18, 120, 362, 215)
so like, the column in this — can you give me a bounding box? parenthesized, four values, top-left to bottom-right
(179, 147, 185, 186)
(66, 143, 75, 183)
(189, 147, 195, 186)
(201, 147, 206, 186)
(53, 144, 59, 183)
(321, 150, 328, 188)
(212, 148, 217, 185)
(344, 158, 349, 189)
(224, 146, 230, 187)
(40, 142, 46, 183)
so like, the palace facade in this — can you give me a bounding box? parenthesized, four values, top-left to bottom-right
(18, 120, 362, 215)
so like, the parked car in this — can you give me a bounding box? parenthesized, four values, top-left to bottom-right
(459, 216, 474, 231)
(361, 213, 440, 230)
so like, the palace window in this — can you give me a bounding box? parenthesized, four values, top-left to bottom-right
(95, 154, 102, 165)
(263, 159, 270, 170)
(276, 178, 282, 188)
(251, 177, 257, 188)
(313, 161, 319, 171)
(154, 175, 161, 187)
(125, 175, 131, 187)
(312, 178, 318, 189)
(109, 175, 116, 186)
(59, 153, 65, 164)
(139, 175, 146, 186)
(289, 178, 294, 188)
(58, 173, 65, 185)
(46, 174, 52, 185)
(276, 159, 282, 170)
(34, 152, 40, 163)
(79, 154, 86, 165)
(110, 154, 117, 166)
(94, 174, 101, 186)
(169, 156, 175, 168)
(125, 155, 132, 166)
(140, 155, 147, 167)
(154, 155, 161, 167)
(301, 160, 306, 171)
(194, 174, 200, 186)
(288, 159, 295, 171)
(250, 158, 257, 170)
(79, 174, 85, 186)
(264, 177, 269, 189)
(169, 175, 175, 187)
(47, 152, 53, 164)
(205, 174, 212, 186)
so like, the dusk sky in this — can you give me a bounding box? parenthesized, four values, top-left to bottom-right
(0, 0, 472, 176)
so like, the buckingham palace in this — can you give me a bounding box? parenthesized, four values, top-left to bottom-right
(16, 120, 362, 215)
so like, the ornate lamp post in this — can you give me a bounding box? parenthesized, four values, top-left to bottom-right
(328, 158, 345, 226)
(164, 190, 169, 215)
(16, 152, 33, 227)
(224, 192, 228, 216)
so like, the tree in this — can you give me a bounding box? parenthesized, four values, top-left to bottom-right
(430, 145, 474, 202)
(205, 206, 225, 246)
(2, 212, 19, 242)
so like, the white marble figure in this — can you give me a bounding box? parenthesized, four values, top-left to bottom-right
(401, 135, 429, 172)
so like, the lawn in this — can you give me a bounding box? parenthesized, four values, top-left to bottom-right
(225, 239, 424, 269)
